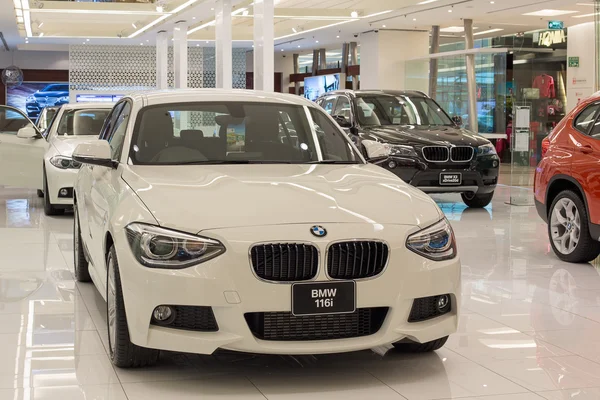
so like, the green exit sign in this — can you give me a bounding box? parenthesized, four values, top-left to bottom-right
(548, 20, 564, 30)
(569, 56, 580, 68)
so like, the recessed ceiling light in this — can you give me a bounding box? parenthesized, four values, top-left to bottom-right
(490, 1, 494, 3)
(448, 8, 453, 12)
(140, 42, 143, 45)
(573, 12, 598, 18)
(206, 40, 209, 43)
(280, 49, 284, 51)
(192, 16, 196, 19)
(523, 9, 577, 16)
(413, 18, 417, 21)
(316, 40, 319, 43)
(297, 45, 301, 48)
(382, 24, 386, 27)
(350, 10, 358, 18)
(210, 7, 214, 10)
(87, 38, 90, 41)
(196, 43, 199, 46)
(336, 35, 340, 38)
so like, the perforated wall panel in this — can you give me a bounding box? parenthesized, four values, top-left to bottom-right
(69, 45, 246, 91)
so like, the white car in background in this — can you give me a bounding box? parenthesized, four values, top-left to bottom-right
(0, 103, 112, 215)
(71, 89, 460, 368)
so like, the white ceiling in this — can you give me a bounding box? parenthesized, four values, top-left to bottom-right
(0, 0, 595, 53)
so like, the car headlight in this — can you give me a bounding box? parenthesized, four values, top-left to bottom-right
(385, 144, 418, 157)
(58, 96, 69, 102)
(477, 143, 497, 156)
(49, 156, 82, 169)
(406, 218, 456, 261)
(125, 223, 226, 269)
(26, 95, 35, 102)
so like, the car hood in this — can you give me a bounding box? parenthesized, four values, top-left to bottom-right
(363, 125, 490, 147)
(52, 136, 99, 156)
(34, 91, 68, 98)
(121, 164, 442, 232)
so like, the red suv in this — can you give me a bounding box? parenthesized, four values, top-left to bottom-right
(535, 93, 600, 263)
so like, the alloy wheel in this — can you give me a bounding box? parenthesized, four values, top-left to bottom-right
(550, 198, 581, 255)
(107, 253, 117, 357)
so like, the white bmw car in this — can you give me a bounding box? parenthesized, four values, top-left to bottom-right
(6, 103, 112, 215)
(71, 89, 460, 368)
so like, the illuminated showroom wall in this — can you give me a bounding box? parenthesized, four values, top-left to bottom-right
(68, 45, 246, 92)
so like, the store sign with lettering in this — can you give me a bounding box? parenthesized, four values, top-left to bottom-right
(537, 29, 566, 47)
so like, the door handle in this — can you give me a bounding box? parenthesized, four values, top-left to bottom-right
(579, 145, 594, 154)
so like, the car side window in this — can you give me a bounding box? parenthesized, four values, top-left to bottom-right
(332, 96, 350, 119)
(320, 97, 336, 115)
(99, 103, 124, 141)
(107, 102, 131, 161)
(574, 104, 600, 134)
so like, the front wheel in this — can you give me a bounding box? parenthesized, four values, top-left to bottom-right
(392, 336, 448, 353)
(107, 245, 159, 368)
(461, 191, 493, 208)
(548, 190, 600, 263)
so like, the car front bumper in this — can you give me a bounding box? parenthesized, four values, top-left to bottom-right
(379, 155, 499, 194)
(115, 223, 461, 355)
(46, 162, 78, 206)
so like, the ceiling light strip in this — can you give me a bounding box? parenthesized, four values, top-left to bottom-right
(274, 19, 357, 40)
(22, 0, 32, 37)
(188, 7, 246, 35)
(129, 0, 198, 38)
(32, 9, 169, 15)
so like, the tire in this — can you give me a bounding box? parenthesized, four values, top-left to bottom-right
(392, 336, 448, 353)
(461, 191, 494, 208)
(73, 204, 91, 282)
(548, 190, 600, 263)
(43, 168, 63, 216)
(37, 189, 44, 198)
(107, 245, 159, 368)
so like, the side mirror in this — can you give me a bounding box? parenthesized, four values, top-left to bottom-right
(333, 114, 352, 128)
(73, 141, 115, 168)
(17, 125, 39, 139)
(452, 115, 463, 127)
(361, 140, 391, 161)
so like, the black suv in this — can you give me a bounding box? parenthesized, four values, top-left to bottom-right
(316, 90, 500, 208)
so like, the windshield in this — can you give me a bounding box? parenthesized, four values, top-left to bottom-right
(355, 95, 453, 127)
(130, 102, 361, 165)
(57, 109, 110, 136)
(42, 84, 68, 92)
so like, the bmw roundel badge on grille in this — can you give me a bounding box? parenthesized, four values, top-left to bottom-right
(310, 225, 327, 237)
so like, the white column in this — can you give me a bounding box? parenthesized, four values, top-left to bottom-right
(360, 30, 429, 90)
(464, 19, 478, 133)
(253, 0, 274, 91)
(215, 0, 232, 89)
(173, 20, 188, 89)
(156, 30, 168, 89)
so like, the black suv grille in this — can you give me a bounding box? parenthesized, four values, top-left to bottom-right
(451, 146, 474, 162)
(245, 308, 389, 341)
(250, 243, 319, 281)
(327, 241, 389, 279)
(150, 305, 218, 331)
(422, 146, 449, 162)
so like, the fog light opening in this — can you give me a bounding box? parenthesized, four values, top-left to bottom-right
(493, 160, 499, 168)
(437, 295, 450, 312)
(59, 188, 69, 197)
(152, 305, 175, 325)
(388, 161, 397, 169)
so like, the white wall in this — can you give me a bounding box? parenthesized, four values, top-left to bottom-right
(0, 50, 69, 70)
(567, 22, 596, 111)
(274, 53, 294, 91)
(360, 30, 429, 90)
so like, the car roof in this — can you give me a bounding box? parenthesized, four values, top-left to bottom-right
(62, 102, 114, 110)
(124, 89, 317, 107)
(322, 89, 430, 98)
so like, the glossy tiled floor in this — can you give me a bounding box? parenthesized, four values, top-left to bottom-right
(1, 181, 600, 400)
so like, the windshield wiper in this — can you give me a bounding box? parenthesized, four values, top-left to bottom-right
(306, 160, 360, 164)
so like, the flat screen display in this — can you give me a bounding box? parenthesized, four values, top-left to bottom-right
(303, 74, 340, 102)
(6, 82, 69, 119)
